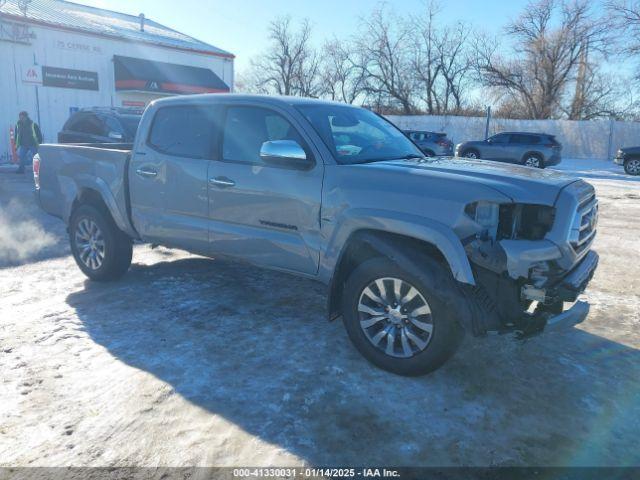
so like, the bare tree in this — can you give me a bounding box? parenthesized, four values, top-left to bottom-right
(354, 7, 417, 113)
(474, 0, 610, 119)
(608, 0, 640, 56)
(410, 2, 474, 114)
(435, 21, 473, 113)
(319, 39, 366, 104)
(413, 2, 441, 113)
(563, 43, 620, 120)
(245, 16, 321, 97)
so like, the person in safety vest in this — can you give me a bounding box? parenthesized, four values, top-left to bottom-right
(15, 111, 43, 174)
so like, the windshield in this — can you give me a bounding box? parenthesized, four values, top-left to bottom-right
(120, 115, 142, 139)
(295, 104, 423, 164)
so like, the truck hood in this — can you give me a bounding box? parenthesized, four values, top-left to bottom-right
(369, 157, 578, 205)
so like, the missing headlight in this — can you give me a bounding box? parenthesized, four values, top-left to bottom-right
(465, 201, 500, 239)
(497, 204, 555, 240)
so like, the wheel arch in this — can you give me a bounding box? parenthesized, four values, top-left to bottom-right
(326, 228, 474, 321)
(61, 175, 136, 238)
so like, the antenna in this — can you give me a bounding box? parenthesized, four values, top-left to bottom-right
(18, 0, 32, 15)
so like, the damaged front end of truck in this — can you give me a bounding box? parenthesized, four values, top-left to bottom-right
(462, 180, 599, 338)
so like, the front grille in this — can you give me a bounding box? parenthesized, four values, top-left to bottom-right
(569, 191, 598, 255)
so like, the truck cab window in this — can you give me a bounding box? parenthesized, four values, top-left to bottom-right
(222, 106, 305, 164)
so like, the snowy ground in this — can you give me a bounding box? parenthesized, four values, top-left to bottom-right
(0, 159, 639, 468)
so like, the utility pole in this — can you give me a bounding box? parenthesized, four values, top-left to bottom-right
(607, 116, 615, 161)
(484, 106, 491, 140)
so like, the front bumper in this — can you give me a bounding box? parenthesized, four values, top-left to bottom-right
(614, 156, 625, 165)
(545, 154, 562, 166)
(516, 251, 598, 338)
(544, 300, 589, 331)
(548, 250, 599, 303)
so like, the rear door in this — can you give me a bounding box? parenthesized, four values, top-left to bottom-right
(129, 104, 214, 254)
(207, 104, 323, 275)
(509, 134, 539, 162)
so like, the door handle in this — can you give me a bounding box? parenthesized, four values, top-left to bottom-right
(136, 167, 157, 178)
(209, 177, 235, 188)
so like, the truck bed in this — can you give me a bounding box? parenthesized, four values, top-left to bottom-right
(36, 143, 137, 238)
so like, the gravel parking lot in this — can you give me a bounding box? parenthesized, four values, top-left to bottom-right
(1, 160, 639, 468)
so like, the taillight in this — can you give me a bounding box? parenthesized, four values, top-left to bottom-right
(437, 139, 450, 147)
(33, 154, 40, 189)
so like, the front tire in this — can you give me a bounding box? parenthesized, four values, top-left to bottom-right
(624, 158, 640, 175)
(69, 205, 132, 281)
(342, 256, 464, 376)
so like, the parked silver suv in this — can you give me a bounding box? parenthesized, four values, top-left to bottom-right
(456, 132, 562, 168)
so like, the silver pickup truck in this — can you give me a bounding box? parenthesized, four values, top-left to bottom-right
(34, 94, 599, 376)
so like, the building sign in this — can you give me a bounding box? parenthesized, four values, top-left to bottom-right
(55, 40, 102, 55)
(42, 66, 99, 91)
(22, 65, 42, 85)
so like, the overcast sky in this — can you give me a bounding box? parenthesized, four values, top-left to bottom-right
(79, 0, 535, 73)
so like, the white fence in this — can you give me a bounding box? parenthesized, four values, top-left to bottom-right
(386, 115, 640, 160)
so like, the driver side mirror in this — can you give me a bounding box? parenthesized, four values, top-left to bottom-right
(260, 140, 315, 170)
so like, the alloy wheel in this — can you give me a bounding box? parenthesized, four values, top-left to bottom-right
(464, 151, 478, 159)
(626, 159, 640, 175)
(524, 156, 541, 168)
(357, 277, 434, 358)
(74, 218, 106, 270)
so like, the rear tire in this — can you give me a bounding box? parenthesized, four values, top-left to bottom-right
(462, 149, 480, 159)
(624, 158, 640, 175)
(69, 204, 132, 281)
(342, 256, 465, 376)
(523, 154, 544, 168)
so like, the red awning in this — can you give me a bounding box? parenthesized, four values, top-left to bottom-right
(114, 55, 229, 94)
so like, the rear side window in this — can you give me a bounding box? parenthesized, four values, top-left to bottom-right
(103, 116, 123, 135)
(511, 134, 541, 144)
(222, 106, 306, 164)
(148, 106, 213, 159)
(69, 113, 105, 136)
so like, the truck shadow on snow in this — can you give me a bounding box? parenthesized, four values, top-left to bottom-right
(66, 256, 640, 466)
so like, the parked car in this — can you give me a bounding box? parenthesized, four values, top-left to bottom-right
(34, 95, 598, 376)
(614, 146, 640, 175)
(58, 107, 142, 144)
(404, 130, 454, 156)
(456, 132, 562, 168)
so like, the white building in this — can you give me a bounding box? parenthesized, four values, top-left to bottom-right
(0, 0, 234, 162)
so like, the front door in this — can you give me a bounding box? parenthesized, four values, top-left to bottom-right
(129, 105, 213, 254)
(483, 133, 511, 160)
(207, 105, 323, 275)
